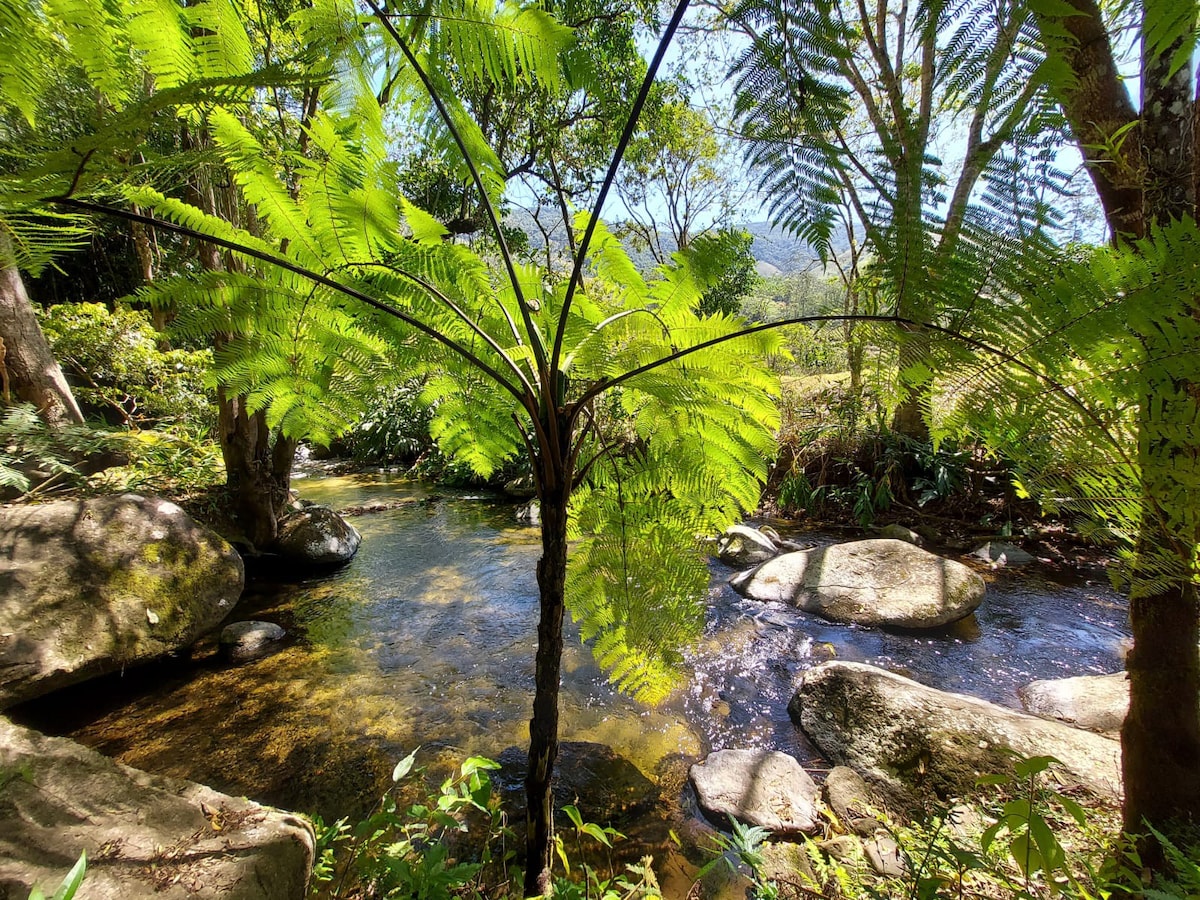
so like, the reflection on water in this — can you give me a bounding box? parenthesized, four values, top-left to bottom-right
(18, 473, 1129, 834)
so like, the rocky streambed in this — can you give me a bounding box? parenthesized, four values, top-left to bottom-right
(2, 475, 1132, 896)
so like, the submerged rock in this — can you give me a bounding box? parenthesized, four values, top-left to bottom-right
(496, 741, 656, 826)
(730, 539, 985, 628)
(0, 494, 243, 709)
(716, 525, 779, 567)
(792, 662, 1122, 805)
(220, 621, 287, 662)
(689, 748, 822, 836)
(1018, 672, 1128, 735)
(0, 716, 314, 899)
(273, 505, 361, 567)
(503, 475, 537, 499)
(971, 541, 1036, 567)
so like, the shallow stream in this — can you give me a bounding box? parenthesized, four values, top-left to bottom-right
(20, 472, 1130, 877)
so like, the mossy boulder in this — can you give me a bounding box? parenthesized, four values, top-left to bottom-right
(0, 494, 243, 708)
(0, 716, 313, 899)
(272, 505, 360, 567)
(730, 539, 985, 628)
(792, 662, 1122, 806)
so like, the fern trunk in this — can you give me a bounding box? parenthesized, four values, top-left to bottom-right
(891, 330, 931, 442)
(1119, 0, 1200, 844)
(525, 476, 568, 896)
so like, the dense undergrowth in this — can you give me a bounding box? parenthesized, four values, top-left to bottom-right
(300, 750, 1199, 900)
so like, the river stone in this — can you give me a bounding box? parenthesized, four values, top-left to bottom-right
(496, 741, 657, 827)
(717, 525, 779, 567)
(1018, 672, 1128, 735)
(0, 716, 313, 899)
(730, 539, 985, 628)
(864, 834, 907, 877)
(971, 541, 1036, 566)
(791, 662, 1122, 805)
(0, 494, 243, 709)
(273, 505, 360, 566)
(689, 749, 822, 836)
(503, 475, 537, 499)
(219, 621, 287, 662)
(824, 766, 884, 837)
(878, 524, 922, 546)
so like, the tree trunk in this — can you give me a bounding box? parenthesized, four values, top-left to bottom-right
(218, 388, 295, 549)
(524, 476, 568, 897)
(0, 235, 84, 428)
(1118, 0, 1200, 843)
(1122, 584, 1200, 835)
(891, 330, 931, 442)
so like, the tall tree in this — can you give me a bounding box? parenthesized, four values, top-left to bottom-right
(728, 0, 1069, 438)
(1030, 0, 1200, 846)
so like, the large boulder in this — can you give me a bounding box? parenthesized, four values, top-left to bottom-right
(0, 717, 313, 899)
(272, 505, 361, 566)
(0, 494, 243, 708)
(792, 662, 1122, 805)
(689, 749, 822, 836)
(1018, 672, 1129, 735)
(716, 525, 779, 567)
(730, 539, 985, 628)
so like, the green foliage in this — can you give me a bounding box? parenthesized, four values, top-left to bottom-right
(27, 851, 86, 900)
(338, 380, 433, 465)
(695, 229, 760, 318)
(939, 219, 1200, 596)
(701, 819, 778, 900)
(90, 422, 226, 495)
(309, 749, 512, 900)
(552, 804, 661, 900)
(309, 753, 664, 900)
(748, 755, 1200, 900)
(39, 302, 214, 430)
(0, 403, 123, 495)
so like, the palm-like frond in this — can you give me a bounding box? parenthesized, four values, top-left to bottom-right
(936, 219, 1200, 597)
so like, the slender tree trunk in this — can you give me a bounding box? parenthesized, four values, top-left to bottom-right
(0, 234, 84, 427)
(525, 474, 568, 897)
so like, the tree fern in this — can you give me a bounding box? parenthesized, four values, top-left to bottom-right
(934, 219, 1200, 597)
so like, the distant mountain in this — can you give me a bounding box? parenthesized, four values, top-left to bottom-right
(739, 221, 851, 276)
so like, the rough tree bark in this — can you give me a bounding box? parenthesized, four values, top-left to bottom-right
(1034, 0, 1200, 846)
(0, 233, 84, 428)
(182, 123, 296, 552)
(217, 388, 296, 549)
(525, 477, 568, 896)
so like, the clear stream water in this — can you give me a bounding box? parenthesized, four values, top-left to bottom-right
(18, 471, 1130, 876)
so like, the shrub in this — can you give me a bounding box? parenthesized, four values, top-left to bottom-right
(39, 302, 214, 431)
